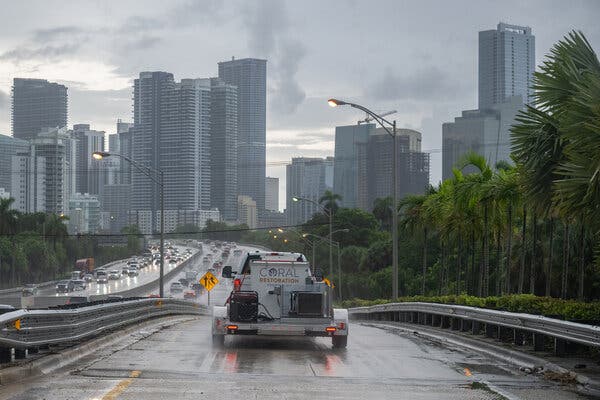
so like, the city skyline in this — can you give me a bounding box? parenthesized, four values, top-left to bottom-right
(0, 1, 598, 210)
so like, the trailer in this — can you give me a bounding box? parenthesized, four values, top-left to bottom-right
(75, 258, 95, 274)
(212, 251, 348, 348)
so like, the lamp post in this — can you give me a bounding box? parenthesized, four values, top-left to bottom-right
(292, 196, 334, 277)
(328, 98, 399, 299)
(92, 151, 165, 297)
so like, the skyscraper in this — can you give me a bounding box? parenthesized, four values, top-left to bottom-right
(117, 121, 134, 185)
(0, 134, 29, 192)
(333, 124, 375, 210)
(366, 129, 430, 209)
(132, 71, 173, 217)
(442, 96, 523, 180)
(210, 77, 238, 221)
(479, 22, 535, 109)
(286, 157, 333, 225)
(12, 78, 68, 140)
(71, 124, 105, 195)
(218, 58, 267, 213)
(131, 72, 212, 233)
(265, 177, 279, 212)
(30, 127, 75, 214)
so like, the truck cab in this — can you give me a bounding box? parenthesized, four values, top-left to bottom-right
(212, 251, 348, 348)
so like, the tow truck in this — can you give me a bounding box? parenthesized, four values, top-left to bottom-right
(212, 251, 348, 348)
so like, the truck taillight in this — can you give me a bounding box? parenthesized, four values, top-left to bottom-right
(233, 278, 241, 291)
(325, 326, 336, 333)
(226, 325, 238, 331)
(337, 322, 345, 330)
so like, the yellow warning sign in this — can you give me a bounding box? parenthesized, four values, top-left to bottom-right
(200, 271, 219, 291)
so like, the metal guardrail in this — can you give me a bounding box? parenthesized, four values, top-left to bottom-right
(0, 298, 204, 354)
(349, 302, 600, 354)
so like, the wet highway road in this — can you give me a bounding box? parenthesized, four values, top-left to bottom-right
(0, 311, 591, 399)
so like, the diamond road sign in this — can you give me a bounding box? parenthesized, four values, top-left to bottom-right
(199, 271, 219, 291)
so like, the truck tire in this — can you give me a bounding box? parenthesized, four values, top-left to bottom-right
(212, 334, 225, 347)
(332, 335, 347, 349)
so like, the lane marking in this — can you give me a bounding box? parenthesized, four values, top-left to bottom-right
(101, 370, 142, 400)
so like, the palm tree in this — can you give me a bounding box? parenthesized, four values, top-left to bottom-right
(399, 193, 429, 294)
(319, 190, 342, 215)
(0, 198, 20, 236)
(372, 197, 393, 231)
(458, 152, 493, 296)
(511, 31, 600, 299)
(485, 164, 520, 294)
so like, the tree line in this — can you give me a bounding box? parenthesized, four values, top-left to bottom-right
(0, 197, 143, 288)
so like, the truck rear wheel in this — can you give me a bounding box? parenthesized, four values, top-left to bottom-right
(212, 334, 224, 347)
(332, 335, 347, 349)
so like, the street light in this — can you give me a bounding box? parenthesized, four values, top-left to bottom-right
(92, 151, 166, 297)
(328, 98, 399, 299)
(292, 196, 334, 278)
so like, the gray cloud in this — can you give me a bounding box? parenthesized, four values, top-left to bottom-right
(32, 26, 86, 42)
(365, 66, 463, 102)
(242, 0, 306, 115)
(0, 43, 81, 62)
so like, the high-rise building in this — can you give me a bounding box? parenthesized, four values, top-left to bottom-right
(218, 58, 267, 213)
(29, 127, 75, 214)
(161, 78, 212, 212)
(12, 78, 68, 140)
(10, 146, 46, 213)
(209, 77, 238, 221)
(237, 195, 257, 229)
(333, 124, 375, 210)
(366, 129, 430, 209)
(479, 22, 535, 109)
(286, 157, 334, 225)
(117, 121, 134, 185)
(0, 134, 29, 192)
(71, 124, 105, 195)
(100, 183, 131, 234)
(68, 193, 100, 234)
(131, 72, 212, 233)
(265, 177, 279, 212)
(442, 96, 523, 180)
(132, 71, 172, 216)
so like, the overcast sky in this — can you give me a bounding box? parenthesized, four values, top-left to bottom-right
(0, 0, 599, 210)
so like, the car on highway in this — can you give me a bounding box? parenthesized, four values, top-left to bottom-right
(109, 270, 121, 280)
(72, 279, 87, 291)
(191, 283, 203, 294)
(128, 266, 139, 277)
(169, 282, 184, 293)
(0, 305, 16, 315)
(83, 273, 94, 282)
(22, 284, 38, 297)
(183, 290, 196, 299)
(56, 280, 74, 293)
(96, 271, 108, 284)
(121, 266, 129, 275)
(169, 259, 177, 265)
(178, 278, 189, 287)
